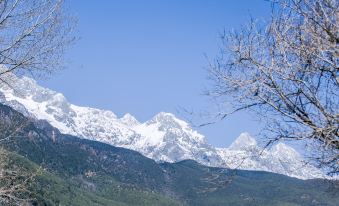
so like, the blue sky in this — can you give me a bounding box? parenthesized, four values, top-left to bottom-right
(38, 0, 271, 147)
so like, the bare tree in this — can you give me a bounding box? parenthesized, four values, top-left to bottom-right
(0, 105, 40, 205)
(0, 0, 74, 204)
(0, 148, 40, 205)
(208, 0, 338, 175)
(0, 0, 75, 84)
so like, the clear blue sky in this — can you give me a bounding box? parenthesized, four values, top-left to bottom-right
(38, 0, 271, 148)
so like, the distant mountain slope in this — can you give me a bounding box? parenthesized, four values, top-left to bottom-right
(0, 103, 338, 206)
(0, 74, 326, 179)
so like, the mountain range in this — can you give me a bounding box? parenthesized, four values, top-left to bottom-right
(0, 103, 337, 206)
(0, 73, 327, 179)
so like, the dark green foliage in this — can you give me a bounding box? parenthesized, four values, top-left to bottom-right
(2, 150, 180, 206)
(162, 161, 339, 206)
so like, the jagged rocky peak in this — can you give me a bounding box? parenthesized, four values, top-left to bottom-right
(228, 132, 257, 150)
(120, 113, 140, 126)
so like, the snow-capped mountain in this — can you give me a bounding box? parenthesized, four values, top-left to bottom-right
(217, 133, 325, 179)
(0, 74, 327, 179)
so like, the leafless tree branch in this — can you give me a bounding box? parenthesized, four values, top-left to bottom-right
(208, 0, 339, 175)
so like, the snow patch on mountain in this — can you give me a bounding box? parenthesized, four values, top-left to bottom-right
(0, 74, 327, 179)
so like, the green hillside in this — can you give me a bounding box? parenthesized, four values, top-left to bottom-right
(1, 149, 181, 206)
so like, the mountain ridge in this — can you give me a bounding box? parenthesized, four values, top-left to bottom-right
(0, 74, 327, 179)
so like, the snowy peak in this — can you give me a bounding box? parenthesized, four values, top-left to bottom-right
(2, 73, 61, 102)
(228, 132, 257, 150)
(271, 142, 300, 159)
(148, 112, 206, 143)
(133, 111, 210, 163)
(148, 112, 188, 129)
(120, 113, 140, 126)
(153, 112, 175, 119)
